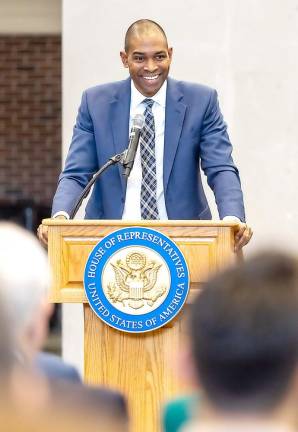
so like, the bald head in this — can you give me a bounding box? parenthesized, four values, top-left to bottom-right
(124, 19, 168, 52)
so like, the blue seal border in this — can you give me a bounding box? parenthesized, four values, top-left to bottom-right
(84, 227, 189, 333)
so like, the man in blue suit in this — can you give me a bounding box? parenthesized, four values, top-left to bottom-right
(39, 19, 252, 250)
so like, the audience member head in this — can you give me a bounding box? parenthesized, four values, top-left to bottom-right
(189, 251, 298, 413)
(0, 222, 52, 364)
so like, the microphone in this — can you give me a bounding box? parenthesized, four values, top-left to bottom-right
(123, 114, 144, 177)
(69, 114, 144, 218)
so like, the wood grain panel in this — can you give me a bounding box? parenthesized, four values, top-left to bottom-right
(43, 218, 238, 227)
(67, 242, 95, 281)
(84, 305, 190, 432)
(177, 240, 214, 282)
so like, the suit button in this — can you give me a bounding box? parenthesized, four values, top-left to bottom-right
(121, 198, 124, 203)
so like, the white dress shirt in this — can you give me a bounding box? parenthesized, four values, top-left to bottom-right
(122, 81, 168, 220)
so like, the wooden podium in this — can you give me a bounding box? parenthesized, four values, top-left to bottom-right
(44, 219, 238, 432)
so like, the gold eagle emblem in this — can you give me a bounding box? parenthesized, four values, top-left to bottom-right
(107, 251, 166, 309)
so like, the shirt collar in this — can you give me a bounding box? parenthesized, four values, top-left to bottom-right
(130, 79, 167, 110)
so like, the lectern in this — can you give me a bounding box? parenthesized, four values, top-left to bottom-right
(43, 219, 238, 432)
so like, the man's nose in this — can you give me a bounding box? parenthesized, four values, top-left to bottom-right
(144, 59, 158, 72)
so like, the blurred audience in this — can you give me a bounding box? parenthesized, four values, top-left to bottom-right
(0, 222, 85, 382)
(177, 251, 298, 432)
(0, 222, 128, 431)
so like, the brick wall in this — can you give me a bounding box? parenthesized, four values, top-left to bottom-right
(0, 35, 61, 208)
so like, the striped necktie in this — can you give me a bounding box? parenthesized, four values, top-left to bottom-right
(140, 98, 160, 220)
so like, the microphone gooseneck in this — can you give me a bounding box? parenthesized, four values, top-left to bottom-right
(123, 114, 145, 178)
(69, 114, 144, 219)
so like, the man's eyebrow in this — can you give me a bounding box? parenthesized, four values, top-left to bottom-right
(132, 50, 167, 55)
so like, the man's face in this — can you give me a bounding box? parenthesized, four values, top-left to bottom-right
(120, 31, 172, 97)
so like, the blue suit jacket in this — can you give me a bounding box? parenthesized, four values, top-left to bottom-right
(35, 352, 128, 418)
(52, 77, 245, 221)
(35, 352, 82, 382)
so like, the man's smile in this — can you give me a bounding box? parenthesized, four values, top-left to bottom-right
(142, 74, 160, 81)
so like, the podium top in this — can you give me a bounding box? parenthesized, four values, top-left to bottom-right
(42, 219, 240, 228)
(45, 218, 239, 305)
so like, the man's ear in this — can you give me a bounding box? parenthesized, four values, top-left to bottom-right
(31, 301, 54, 354)
(19, 301, 54, 363)
(168, 47, 173, 61)
(177, 341, 200, 388)
(120, 51, 129, 68)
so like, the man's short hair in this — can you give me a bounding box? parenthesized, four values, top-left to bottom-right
(190, 252, 298, 411)
(0, 223, 50, 338)
(124, 19, 168, 52)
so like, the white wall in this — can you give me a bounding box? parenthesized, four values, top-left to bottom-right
(0, 0, 61, 34)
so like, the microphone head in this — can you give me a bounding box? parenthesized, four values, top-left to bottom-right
(133, 113, 145, 129)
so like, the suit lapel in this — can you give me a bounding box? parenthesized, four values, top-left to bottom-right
(164, 78, 187, 192)
(110, 78, 131, 194)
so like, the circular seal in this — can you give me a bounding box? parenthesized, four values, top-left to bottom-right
(84, 227, 189, 333)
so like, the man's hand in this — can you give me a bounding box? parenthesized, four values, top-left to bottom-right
(234, 222, 253, 252)
(37, 224, 48, 247)
(37, 215, 67, 247)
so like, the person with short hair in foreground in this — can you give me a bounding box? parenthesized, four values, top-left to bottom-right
(179, 252, 298, 432)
